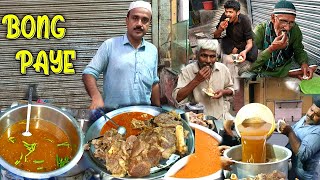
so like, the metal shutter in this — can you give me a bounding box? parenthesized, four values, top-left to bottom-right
(250, 0, 320, 74)
(0, 0, 153, 109)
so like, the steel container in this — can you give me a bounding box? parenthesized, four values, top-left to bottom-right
(0, 104, 85, 179)
(224, 144, 292, 179)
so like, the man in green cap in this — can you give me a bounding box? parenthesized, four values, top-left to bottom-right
(250, 0, 317, 79)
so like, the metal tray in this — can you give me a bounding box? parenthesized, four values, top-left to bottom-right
(85, 106, 195, 179)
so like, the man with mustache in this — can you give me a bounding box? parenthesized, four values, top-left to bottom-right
(251, 0, 317, 79)
(172, 39, 234, 126)
(279, 96, 320, 179)
(213, 0, 257, 82)
(82, 1, 160, 115)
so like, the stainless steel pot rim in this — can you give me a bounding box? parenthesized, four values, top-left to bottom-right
(0, 104, 85, 179)
(223, 144, 292, 165)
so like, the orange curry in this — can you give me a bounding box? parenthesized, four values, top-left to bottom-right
(0, 119, 72, 172)
(100, 112, 154, 137)
(173, 128, 221, 178)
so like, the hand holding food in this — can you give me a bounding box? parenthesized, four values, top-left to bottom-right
(219, 18, 229, 30)
(195, 66, 211, 83)
(202, 87, 216, 97)
(269, 34, 288, 52)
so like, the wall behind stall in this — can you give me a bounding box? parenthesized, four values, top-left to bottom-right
(249, 0, 320, 74)
(0, 0, 154, 110)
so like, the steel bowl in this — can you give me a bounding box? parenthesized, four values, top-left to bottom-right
(223, 144, 292, 179)
(84, 105, 195, 179)
(0, 104, 85, 179)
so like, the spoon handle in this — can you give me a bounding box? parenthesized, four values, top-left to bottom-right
(98, 109, 119, 127)
(28, 87, 33, 104)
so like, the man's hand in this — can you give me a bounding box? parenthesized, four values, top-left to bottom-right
(218, 20, 229, 31)
(219, 145, 230, 155)
(89, 95, 104, 110)
(268, 33, 288, 52)
(211, 89, 224, 99)
(238, 51, 247, 62)
(298, 63, 314, 80)
(279, 122, 293, 136)
(221, 156, 234, 171)
(194, 66, 211, 83)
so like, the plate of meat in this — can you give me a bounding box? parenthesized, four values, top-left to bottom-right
(84, 106, 195, 179)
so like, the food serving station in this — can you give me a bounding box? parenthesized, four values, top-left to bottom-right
(0, 103, 204, 180)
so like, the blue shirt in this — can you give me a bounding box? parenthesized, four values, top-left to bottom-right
(83, 34, 159, 109)
(287, 116, 320, 179)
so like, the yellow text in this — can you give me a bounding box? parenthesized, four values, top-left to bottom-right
(2, 14, 66, 39)
(16, 50, 76, 75)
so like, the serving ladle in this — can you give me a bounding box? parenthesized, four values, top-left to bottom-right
(22, 87, 33, 136)
(99, 110, 126, 135)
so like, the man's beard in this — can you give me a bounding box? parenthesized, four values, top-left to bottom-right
(198, 62, 214, 69)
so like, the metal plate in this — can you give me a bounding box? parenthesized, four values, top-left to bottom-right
(85, 105, 195, 179)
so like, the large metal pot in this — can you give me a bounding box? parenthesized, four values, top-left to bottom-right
(224, 144, 292, 179)
(84, 105, 195, 179)
(0, 104, 85, 179)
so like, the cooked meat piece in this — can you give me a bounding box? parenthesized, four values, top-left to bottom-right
(83, 143, 90, 151)
(92, 111, 190, 178)
(145, 146, 162, 167)
(153, 113, 182, 128)
(131, 139, 150, 157)
(128, 159, 151, 177)
(105, 140, 129, 177)
(131, 119, 150, 129)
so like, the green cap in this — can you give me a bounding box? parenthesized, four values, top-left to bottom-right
(273, 0, 296, 16)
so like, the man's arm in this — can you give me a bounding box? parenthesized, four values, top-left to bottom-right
(213, 15, 228, 38)
(239, 39, 253, 61)
(284, 126, 301, 155)
(213, 26, 225, 38)
(82, 74, 104, 110)
(176, 78, 201, 103)
(151, 83, 161, 106)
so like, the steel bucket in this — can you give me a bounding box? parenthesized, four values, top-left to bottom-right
(0, 104, 85, 179)
(223, 144, 292, 179)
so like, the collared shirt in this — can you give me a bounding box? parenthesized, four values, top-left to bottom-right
(252, 22, 308, 77)
(83, 34, 159, 109)
(216, 13, 254, 50)
(287, 116, 320, 179)
(172, 62, 234, 120)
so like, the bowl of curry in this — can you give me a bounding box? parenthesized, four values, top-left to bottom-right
(164, 122, 222, 180)
(0, 104, 85, 179)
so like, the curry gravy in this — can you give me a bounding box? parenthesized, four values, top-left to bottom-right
(237, 118, 272, 163)
(100, 112, 154, 137)
(173, 128, 221, 178)
(0, 119, 72, 172)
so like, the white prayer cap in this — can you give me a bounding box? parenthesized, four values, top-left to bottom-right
(128, 1, 152, 14)
(197, 39, 219, 52)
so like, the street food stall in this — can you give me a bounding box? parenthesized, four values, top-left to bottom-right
(0, 101, 295, 180)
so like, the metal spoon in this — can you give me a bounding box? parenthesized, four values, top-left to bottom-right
(22, 87, 33, 136)
(99, 110, 126, 135)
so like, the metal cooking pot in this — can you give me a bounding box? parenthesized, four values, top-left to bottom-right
(223, 144, 292, 179)
(0, 104, 85, 179)
(84, 105, 195, 179)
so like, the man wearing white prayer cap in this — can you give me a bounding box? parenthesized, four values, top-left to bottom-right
(83, 0, 160, 122)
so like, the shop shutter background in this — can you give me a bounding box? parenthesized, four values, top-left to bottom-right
(0, 0, 152, 110)
(249, 0, 320, 74)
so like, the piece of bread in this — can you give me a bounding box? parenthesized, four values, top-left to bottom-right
(225, 18, 230, 22)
